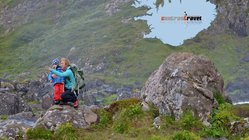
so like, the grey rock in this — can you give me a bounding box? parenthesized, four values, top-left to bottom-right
(41, 94, 53, 110)
(82, 94, 97, 106)
(80, 105, 98, 125)
(105, 86, 117, 94)
(229, 117, 249, 136)
(34, 105, 97, 131)
(8, 111, 37, 124)
(0, 119, 31, 139)
(140, 53, 224, 122)
(0, 92, 32, 115)
(153, 116, 161, 129)
(141, 101, 150, 112)
(0, 79, 15, 91)
(116, 86, 134, 100)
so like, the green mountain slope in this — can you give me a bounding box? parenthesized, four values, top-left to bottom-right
(0, 0, 249, 101)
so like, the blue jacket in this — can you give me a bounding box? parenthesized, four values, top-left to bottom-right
(51, 66, 75, 90)
(48, 66, 64, 86)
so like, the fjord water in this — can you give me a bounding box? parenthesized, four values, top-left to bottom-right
(133, 0, 217, 46)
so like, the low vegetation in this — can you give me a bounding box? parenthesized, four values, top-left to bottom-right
(25, 98, 249, 140)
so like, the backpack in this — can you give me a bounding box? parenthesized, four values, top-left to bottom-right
(69, 64, 85, 92)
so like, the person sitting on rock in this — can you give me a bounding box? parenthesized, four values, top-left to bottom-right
(48, 58, 64, 105)
(47, 58, 78, 108)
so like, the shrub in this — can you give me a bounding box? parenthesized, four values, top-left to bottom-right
(106, 98, 141, 116)
(179, 111, 203, 130)
(95, 109, 112, 128)
(0, 115, 8, 120)
(126, 104, 143, 119)
(147, 102, 160, 118)
(160, 115, 175, 129)
(26, 128, 53, 140)
(171, 130, 200, 140)
(201, 103, 240, 138)
(112, 103, 144, 133)
(54, 123, 78, 140)
(214, 92, 226, 105)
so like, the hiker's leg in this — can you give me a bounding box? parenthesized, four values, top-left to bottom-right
(67, 91, 77, 102)
(61, 90, 70, 102)
(61, 90, 76, 103)
(54, 84, 61, 101)
(58, 83, 64, 100)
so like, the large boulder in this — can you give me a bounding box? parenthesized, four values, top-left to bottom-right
(34, 105, 98, 131)
(140, 53, 224, 122)
(0, 92, 32, 115)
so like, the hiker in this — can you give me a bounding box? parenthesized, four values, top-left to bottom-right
(47, 58, 78, 108)
(48, 58, 64, 105)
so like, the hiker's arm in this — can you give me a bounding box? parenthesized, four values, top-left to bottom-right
(51, 69, 71, 77)
(48, 72, 52, 81)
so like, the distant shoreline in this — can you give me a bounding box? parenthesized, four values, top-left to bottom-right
(233, 101, 249, 105)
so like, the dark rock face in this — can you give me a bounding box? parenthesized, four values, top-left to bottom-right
(41, 94, 54, 110)
(140, 53, 224, 122)
(34, 105, 97, 131)
(209, 0, 249, 36)
(225, 77, 249, 103)
(0, 92, 32, 115)
(25, 80, 53, 102)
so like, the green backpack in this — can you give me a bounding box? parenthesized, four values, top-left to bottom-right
(69, 64, 85, 92)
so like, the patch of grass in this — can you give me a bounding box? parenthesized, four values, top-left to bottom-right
(171, 130, 200, 140)
(54, 123, 78, 140)
(113, 120, 129, 134)
(0, 115, 8, 120)
(160, 115, 175, 129)
(159, 110, 203, 133)
(125, 104, 143, 119)
(0, 0, 18, 9)
(201, 103, 240, 138)
(214, 92, 226, 105)
(179, 111, 203, 131)
(106, 98, 141, 116)
(28, 100, 40, 105)
(0, 137, 9, 140)
(246, 8, 249, 14)
(113, 104, 144, 133)
(94, 109, 112, 129)
(26, 128, 53, 140)
(231, 104, 249, 118)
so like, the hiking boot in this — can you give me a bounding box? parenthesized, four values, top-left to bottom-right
(54, 100, 60, 105)
(59, 101, 64, 105)
(66, 102, 74, 106)
(73, 100, 79, 108)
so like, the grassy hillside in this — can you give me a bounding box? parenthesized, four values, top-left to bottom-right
(0, 0, 249, 97)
